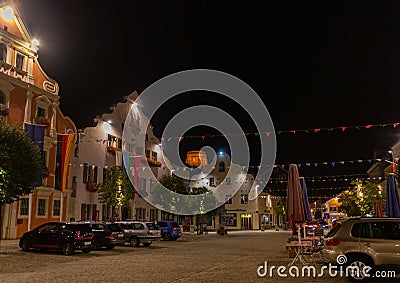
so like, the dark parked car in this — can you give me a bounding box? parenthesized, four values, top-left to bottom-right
(19, 222, 93, 255)
(156, 221, 182, 241)
(82, 222, 125, 250)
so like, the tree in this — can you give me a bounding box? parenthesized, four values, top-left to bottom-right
(0, 121, 42, 204)
(338, 180, 383, 217)
(0, 121, 42, 242)
(97, 166, 134, 221)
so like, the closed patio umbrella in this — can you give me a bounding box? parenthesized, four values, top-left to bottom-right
(375, 199, 383, 217)
(300, 177, 312, 222)
(286, 164, 306, 234)
(386, 173, 400, 217)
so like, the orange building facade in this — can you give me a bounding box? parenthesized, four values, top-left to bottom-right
(0, 2, 76, 239)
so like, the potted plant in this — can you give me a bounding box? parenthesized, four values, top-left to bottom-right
(35, 116, 50, 127)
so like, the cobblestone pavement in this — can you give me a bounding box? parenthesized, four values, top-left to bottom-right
(0, 230, 398, 283)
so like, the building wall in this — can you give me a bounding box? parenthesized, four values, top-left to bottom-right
(0, 2, 76, 239)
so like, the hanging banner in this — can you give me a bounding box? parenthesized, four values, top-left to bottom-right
(55, 134, 75, 192)
(24, 123, 46, 186)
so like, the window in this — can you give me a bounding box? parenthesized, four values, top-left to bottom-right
(209, 177, 215, 187)
(37, 199, 47, 216)
(53, 200, 61, 216)
(226, 177, 231, 185)
(151, 151, 157, 161)
(37, 107, 45, 118)
(0, 90, 5, 104)
(83, 163, 89, 183)
(0, 43, 6, 62)
(329, 206, 337, 212)
(81, 204, 92, 221)
(16, 53, 25, 70)
(107, 134, 122, 149)
(93, 166, 98, 183)
(150, 209, 158, 221)
(102, 204, 112, 221)
(241, 194, 249, 204)
(219, 161, 225, 172)
(19, 198, 29, 216)
(145, 149, 150, 158)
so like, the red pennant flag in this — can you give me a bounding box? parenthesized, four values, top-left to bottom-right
(341, 127, 346, 132)
(265, 132, 271, 136)
(365, 125, 373, 129)
(393, 123, 400, 128)
(201, 135, 205, 140)
(290, 130, 296, 134)
(222, 134, 227, 138)
(179, 137, 184, 142)
(245, 133, 250, 136)
(314, 128, 321, 133)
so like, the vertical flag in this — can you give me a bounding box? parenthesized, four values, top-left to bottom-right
(24, 123, 46, 186)
(55, 134, 75, 192)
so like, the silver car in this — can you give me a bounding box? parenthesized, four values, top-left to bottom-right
(322, 217, 400, 281)
(116, 221, 161, 247)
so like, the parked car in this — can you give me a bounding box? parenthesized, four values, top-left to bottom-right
(322, 217, 400, 281)
(81, 221, 125, 250)
(156, 220, 182, 241)
(305, 219, 329, 236)
(19, 222, 93, 256)
(116, 221, 161, 247)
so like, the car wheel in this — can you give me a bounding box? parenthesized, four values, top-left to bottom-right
(143, 242, 151, 247)
(106, 244, 115, 250)
(345, 255, 373, 282)
(130, 237, 140, 247)
(82, 248, 91, 253)
(163, 233, 172, 241)
(62, 243, 75, 256)
(20, 239, 31, 252)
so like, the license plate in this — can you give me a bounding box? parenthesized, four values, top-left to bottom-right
(84, 242, 91, 245)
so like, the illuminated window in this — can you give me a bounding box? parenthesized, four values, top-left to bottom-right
(209, 177, 215, 186)
(241, 194, 248, 204)
(151, 151, 157, 161)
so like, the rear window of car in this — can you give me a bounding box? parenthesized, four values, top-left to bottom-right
(146, 223, 159, 230)
(326, 223, 342, 238)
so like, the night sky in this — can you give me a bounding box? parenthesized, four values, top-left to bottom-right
(14, 1, 400, 181)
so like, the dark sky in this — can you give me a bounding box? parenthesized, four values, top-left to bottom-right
(14, 1, 400, 176)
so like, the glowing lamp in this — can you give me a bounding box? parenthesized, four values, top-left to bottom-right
(107, 120, 112, 124)
(1, 7, 13, 21)
(31, 39, 39, 47)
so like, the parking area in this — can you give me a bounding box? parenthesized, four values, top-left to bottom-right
(0, 231, 398, 283)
